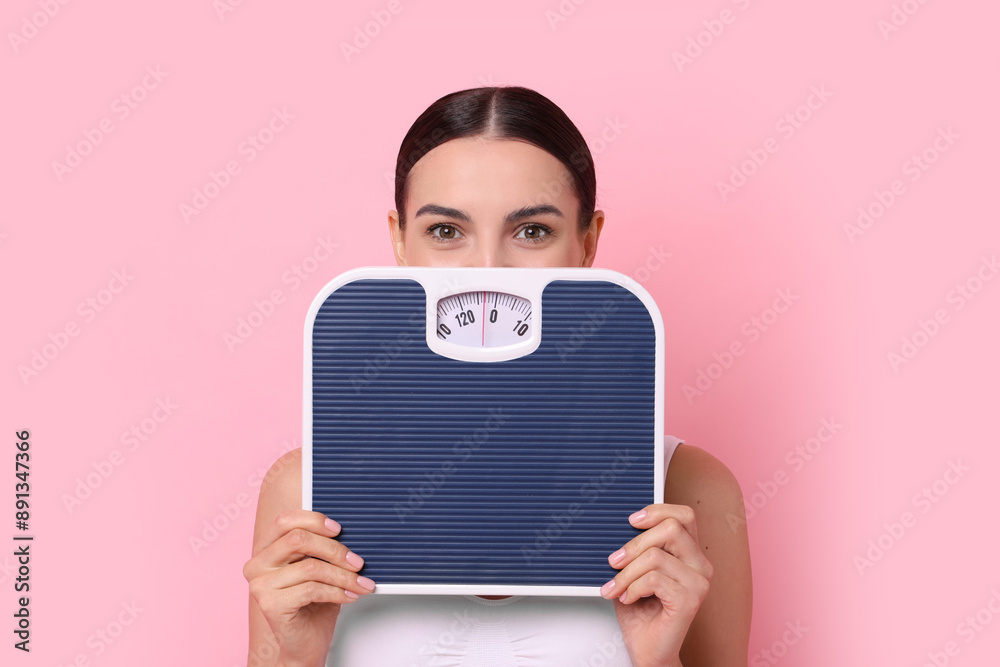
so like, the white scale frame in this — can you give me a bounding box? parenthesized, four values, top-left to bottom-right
(302, 266, 665, 596)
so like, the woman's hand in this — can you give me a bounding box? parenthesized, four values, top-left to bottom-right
(600, 503, 714, 667)
(243, 509, 375, 667)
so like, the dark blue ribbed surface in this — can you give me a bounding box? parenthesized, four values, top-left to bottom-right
(311, 279, 656, 586)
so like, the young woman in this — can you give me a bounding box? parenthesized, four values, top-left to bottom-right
(244, 86, 753, 666)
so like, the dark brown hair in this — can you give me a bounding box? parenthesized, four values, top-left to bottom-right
(394, 86, 597, 231)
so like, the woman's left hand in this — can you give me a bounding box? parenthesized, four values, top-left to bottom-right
(601, 503, 714, 667)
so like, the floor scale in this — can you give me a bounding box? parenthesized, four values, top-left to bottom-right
(303, 267, 664, 596)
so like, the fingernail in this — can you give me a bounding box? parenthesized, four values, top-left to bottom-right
(345, 590, 358, 600)
(609, 548, 626, 565)
(346, 551, 364, 567)
(325, 518, 341, 533)
(619, 591, 628, 603)
(629, 510, 646, 523)
(600, 580, 616, 596)
(357, 576, 376, 591)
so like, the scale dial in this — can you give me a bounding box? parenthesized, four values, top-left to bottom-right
(436, 291, 532, 347)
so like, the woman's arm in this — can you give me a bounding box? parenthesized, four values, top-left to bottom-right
(666, 444, 753, 666)
(603, 443, 752, 667)
(244, 448, 375, 667)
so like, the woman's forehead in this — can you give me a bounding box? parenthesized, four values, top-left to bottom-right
(407, 138, 577, 213)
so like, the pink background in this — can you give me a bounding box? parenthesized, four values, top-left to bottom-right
(3, 1, 999, 665)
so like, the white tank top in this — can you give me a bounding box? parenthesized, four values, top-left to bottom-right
(327, 436, 684, 667)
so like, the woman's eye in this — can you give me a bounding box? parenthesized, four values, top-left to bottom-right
(428, 224, 461, 240)
(516, 224, 551, 242)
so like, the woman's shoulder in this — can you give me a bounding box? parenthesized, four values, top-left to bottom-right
(266, 446, 301, 480)
(262, 446, 302, 496)
(667, 442, 739, 492)
(665, 442, 743, 504)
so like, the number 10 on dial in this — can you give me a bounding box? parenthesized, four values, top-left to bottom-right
(436, 291, 531, 348)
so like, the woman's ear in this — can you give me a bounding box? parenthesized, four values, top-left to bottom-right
(580, 210, 605, 267)
(388, 210, 407, 266)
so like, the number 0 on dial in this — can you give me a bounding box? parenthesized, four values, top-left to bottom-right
(436, 291, 532, 347)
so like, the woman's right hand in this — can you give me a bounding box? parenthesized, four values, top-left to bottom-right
(244, 508, 376, 667)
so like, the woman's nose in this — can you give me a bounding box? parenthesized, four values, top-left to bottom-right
(465, 244, 509, 268)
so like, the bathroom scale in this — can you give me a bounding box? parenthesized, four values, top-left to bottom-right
(303, 267, 664, 596)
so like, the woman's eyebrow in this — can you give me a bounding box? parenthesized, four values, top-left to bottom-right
(503, 204, 564, 224)
(415, 204, 470, 221)
(413, 203, 564, 224)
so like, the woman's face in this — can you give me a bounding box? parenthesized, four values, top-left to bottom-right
(389, 137, 604, 268)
